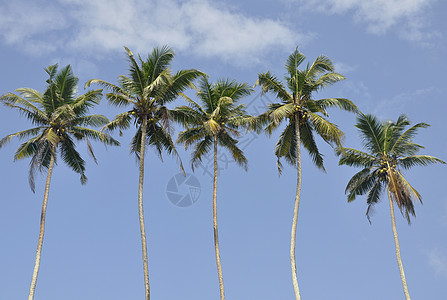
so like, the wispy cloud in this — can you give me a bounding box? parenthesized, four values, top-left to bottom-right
(297, 0, 438, 43)
(429, 249, 447, 279)
(370, 86, 436, 118)
(0, 0, 305, 65)
(334, 62, 358, 74)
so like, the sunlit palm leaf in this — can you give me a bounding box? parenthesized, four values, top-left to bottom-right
(0, 127, 43, 149)
(399, 155, 446, 169)
(255, 72, 291, 103)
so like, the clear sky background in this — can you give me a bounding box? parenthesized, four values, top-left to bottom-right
(1, 0, 446, 299)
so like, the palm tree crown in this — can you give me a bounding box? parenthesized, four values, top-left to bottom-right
(0, 64, 118, 190)
(338, 113, 446, 223)
(86, 46, 203, 160)
(174, 77, 253, 169)
(255, 47, 357, 172)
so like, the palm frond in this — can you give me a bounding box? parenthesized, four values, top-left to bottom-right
(191, 136, 213, 171)
(218, 131, 248, 170)
(181, 93, 208, 115)
(399, 155, 446, 169)
(158, 69, 204, 104)
(285, 47, 306, 76)
(144, 45, 174, 85)
(306, 55, 335, 80)
(102, 112, 133, 134)
(345, 168, 371, 196)
(337, 147, 377, 168)
(171, 105, 204, 127)
(28, 140, 54, 193)
(270, 103, 294, 125)
(46, 128, 61, 146)
(309, 112, 344, 147)
(314, 98, 358, 113)
(345, 169, 376, 202)
(130, 126, 143, 159)
(75, 114, 110, 128)
(313, 73, 346, 90)
(366, 181, 384, 223)
(0, 93, 48, 125)
(14, 88, 44, 104)
(197, 76, 216, 112)
(71, 89, 103, 115)
(217, 79, 253, 101)
(387, 168, 415, 224)
(60, 135, 87, 184)
(55, 65, 78, 103)
(355, 113, 384, 155)
(70, 127, 119, 146)
(396, 171, 422, 204)
(144, 68, 171, 100)
(275, 121, 297, 172)
(0, 127, 43, 149)
(13, 135, 41, 161)
(86, 79, 134, 107)
(177, 127, 206, 149)
(300, 121, 325, 170)
(124, 46, 146, 95)
(52, 104, 76, 123)
(389, 120, 430, 156)
(145, 122, 184, 172)
(255, 72, 291, 103)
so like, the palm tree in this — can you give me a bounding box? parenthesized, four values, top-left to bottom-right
(337, 113, 445, 300)
(254, 47, 357, 299)
(0, 64, 118, 300)
(85, 46, 203, 300)
(173, 77, 253, 300)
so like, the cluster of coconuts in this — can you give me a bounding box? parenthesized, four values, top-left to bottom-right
(133, 111, 156, 124)
(299, 110, 309, 124)
(289, 105, 309, 125)
(50, 121, 66, 135)
(377, 161, 397, 181)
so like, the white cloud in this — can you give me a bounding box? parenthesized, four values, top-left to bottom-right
(370, 86, 435, 118)
(0, 0, 305, 65)
(299, 0, 436, 42)
(429, 249, 447, 279)
(334, 62, 358, 74)
(0, 1, 68, 54)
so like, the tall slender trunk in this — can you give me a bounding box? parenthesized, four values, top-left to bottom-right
(213, 135, 225, 300)
(28, 152, 55, 300)
(139, 117, 150, 300)
(387, 190, 411, 300)
(290, 114, 302, 300)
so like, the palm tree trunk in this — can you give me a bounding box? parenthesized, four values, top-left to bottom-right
(213, 135, 225, 300)
(139, 117, 150, 300)
(387, 190, 411, 300)
(291, 115, 302, 300)
(28, 152, 55, 300)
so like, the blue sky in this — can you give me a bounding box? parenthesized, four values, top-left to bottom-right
(1, 0, 446, 299)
